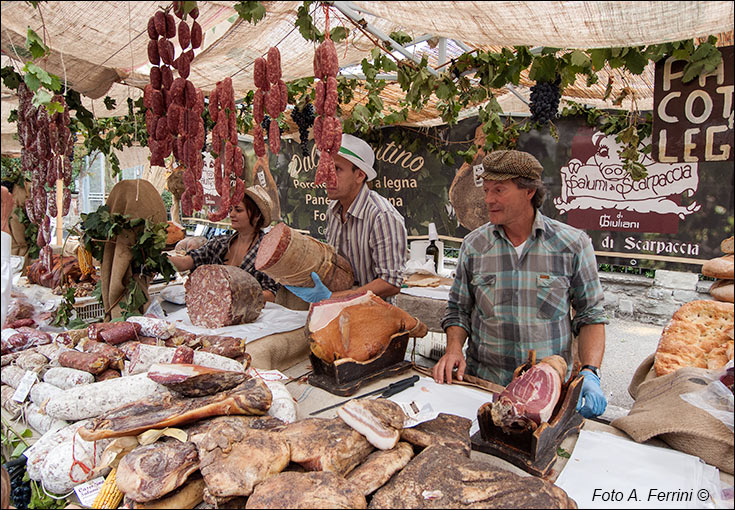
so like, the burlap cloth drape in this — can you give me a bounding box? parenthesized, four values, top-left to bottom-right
(101, 179, 166, 320)
(9, 183, 30, 265)
(611, 354, 734, 474)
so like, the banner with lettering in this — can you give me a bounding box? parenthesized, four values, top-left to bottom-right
(247, 114, 732, 271)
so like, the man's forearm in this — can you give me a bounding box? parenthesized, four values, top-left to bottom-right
(577, 323, 605, 368)
(331, 277, 400, 300)
(444, 325, 469, 354)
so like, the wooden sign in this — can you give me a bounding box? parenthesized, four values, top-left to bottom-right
(652, 46, 734, 163)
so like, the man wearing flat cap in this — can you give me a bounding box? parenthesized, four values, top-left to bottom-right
(286, 134, 407, 304)
(433, 150, 609, 419)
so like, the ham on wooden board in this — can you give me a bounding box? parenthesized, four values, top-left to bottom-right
(488, 355, 567, 434)
(185, 265, 264, 328)
(307, 291, 428, 362)
(79, 377, 272, 441)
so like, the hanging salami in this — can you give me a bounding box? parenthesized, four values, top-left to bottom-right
(208, 77, 242, 222)
(313, 39, 340, 187)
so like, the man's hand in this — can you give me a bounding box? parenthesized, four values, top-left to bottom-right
(285, 271, 332, 303)
(576, 370, 607, 418)
(432, 350, 466, 385)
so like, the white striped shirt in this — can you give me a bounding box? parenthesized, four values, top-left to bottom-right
(326, 184, 407, 301)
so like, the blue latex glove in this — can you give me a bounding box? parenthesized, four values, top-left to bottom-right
(284, 271, 332, 303)
(576, 370, 607, 419)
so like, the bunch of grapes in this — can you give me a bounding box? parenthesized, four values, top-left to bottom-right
(291, 102, 315, 156)
(529, 77, 562, 124)
(260, 115, 283, 143)
(6, 461, 32, 509)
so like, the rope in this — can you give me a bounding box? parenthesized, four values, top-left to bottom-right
(68, 432, 97, 483)
(323, 2, 330, 40)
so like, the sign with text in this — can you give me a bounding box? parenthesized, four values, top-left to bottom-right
(251, 115, 732, 271)
(652, 45, 734, 163)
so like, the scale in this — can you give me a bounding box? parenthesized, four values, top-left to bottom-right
(471, 351, 584, 478)
(308, 331, 413, 396)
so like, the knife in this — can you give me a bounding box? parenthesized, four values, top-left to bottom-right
(309, 375, 420, 416)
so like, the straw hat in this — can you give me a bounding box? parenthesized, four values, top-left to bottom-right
(242, 185, 273, 226)
(480, 150, 544, 181)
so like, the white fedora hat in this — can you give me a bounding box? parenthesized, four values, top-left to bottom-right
(328, 134, 377, 181)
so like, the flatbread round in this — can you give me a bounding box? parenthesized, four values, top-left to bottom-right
(710, 279, 734, 303)
(702, 255, 734, 279)
(653, 300, 734, 376)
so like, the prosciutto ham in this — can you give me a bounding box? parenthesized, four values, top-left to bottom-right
(489, 355, 567, 433)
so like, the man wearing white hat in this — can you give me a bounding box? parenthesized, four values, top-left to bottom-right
(286, 134, 407, 304)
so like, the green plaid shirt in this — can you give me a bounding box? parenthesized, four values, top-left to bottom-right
(441, 212, 608, 386)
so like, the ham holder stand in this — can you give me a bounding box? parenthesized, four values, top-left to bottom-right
(471, 350, 584, 477)
(308, 331, 413, 396)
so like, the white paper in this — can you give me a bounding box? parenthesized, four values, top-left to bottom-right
(554, 429, 723, 509)
(400, 285, 451, 301)
(193, 224, 206, 236)
(74, 477, 105, 507)
(387, 376, 494, 436)
(12, 370, 38, 402)
(166, 301, 308, 343)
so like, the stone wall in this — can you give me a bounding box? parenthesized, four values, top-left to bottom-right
(600, 270, 714, 325)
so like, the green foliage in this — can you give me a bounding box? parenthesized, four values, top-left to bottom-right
(79, 205, 176, 319)
(294, 1, 349, 44)
(161, 189, 173, 213)
(1, 417, 32, 464)
(234, 1, 266, 25)
(1, 156, 24, 184)
(52, 285, 77, 327)
(28, 479, 67, 509)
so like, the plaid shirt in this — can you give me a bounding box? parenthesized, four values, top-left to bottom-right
(187, 230, 280, 296)
(441, 212, 608, 386)
(326, 184, 407, 303)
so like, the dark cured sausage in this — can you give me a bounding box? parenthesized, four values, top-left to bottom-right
(58, 350, 110, 375)
(98, 322, 143, 345)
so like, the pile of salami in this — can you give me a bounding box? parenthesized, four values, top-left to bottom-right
(252, 47, 288, 157)
(207, 77, 245, 221)
(313, 39, 342, 187)
(144, 3, 206, 215)
(17, 82, 73, 273)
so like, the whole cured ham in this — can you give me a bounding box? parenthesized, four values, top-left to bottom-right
(245, 471, 367, 510)
(489, 355, 567, 434)
(308, 291, 428, 362)
(116, 440, 200, 502)
(185, 265, 264, 327)
(79, 377, 272, 441)
(147, 363, 248, 397)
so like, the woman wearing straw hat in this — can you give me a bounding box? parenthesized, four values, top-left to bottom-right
(168, 185, 280, 302)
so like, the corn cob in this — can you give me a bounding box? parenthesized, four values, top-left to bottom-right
(92, 467, 124, 509)
(77, 245, 95, 276)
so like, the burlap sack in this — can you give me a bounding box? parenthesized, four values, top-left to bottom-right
(9, 184, 30, 264)
(612, 354, 734, 474)
(101, 179, 166, 319)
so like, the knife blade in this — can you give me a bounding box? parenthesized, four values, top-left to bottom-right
(309, 375, 420, 416)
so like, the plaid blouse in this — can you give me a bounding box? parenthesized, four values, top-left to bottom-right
(326, 184, 407, 303)
(441, 212, 608, 386)
(187, 230, 280, 295)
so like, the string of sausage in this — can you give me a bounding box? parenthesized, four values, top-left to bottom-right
(144, 3, 205, 218)
(313, 39, 341, 188)
(17, 81, 73, 275)
(252, 47, 288, 159)
(208, 77, 244, 222)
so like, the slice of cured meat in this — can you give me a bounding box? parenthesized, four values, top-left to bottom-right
(400, 413, 472, 457)
(368, 444, 577, 509)
(195, 417, 290, 498)
(308, 291, 428, 362)
(147, 363, 248, 397)
(185, 265, 264, 327)
(79, 378, 272, 441)
(245, 471, 367, 510)
(346, 442, 414, 496)
(337, 398, 406, 450)
(116, 440, 199, 503)
(278, 417, 374, 476)
(489, 355, 566, 433)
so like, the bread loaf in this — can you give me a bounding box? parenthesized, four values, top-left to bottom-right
(710, 279, 734, 303)
(654, 300, 734, 376)
(702, 254, 734, 279)
(721, 236, 734, 255)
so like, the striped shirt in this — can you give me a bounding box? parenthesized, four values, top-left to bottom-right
(187, 230, 280, 296)
(326, 184, 407, 302)
(441, 212, 608, 386)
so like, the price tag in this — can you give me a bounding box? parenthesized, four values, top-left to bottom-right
(257, 170, 267, 187)
(74, 477, 105, 508)
(472, 164, 485, 187)
(11, 370, 37, 403)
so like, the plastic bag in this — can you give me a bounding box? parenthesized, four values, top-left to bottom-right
(160, 284, 186, 305)
(679, 362, 734, 432)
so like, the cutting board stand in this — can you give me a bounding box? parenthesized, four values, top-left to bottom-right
(308, 332, 412, 396)
(471, 352, 584, 478)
